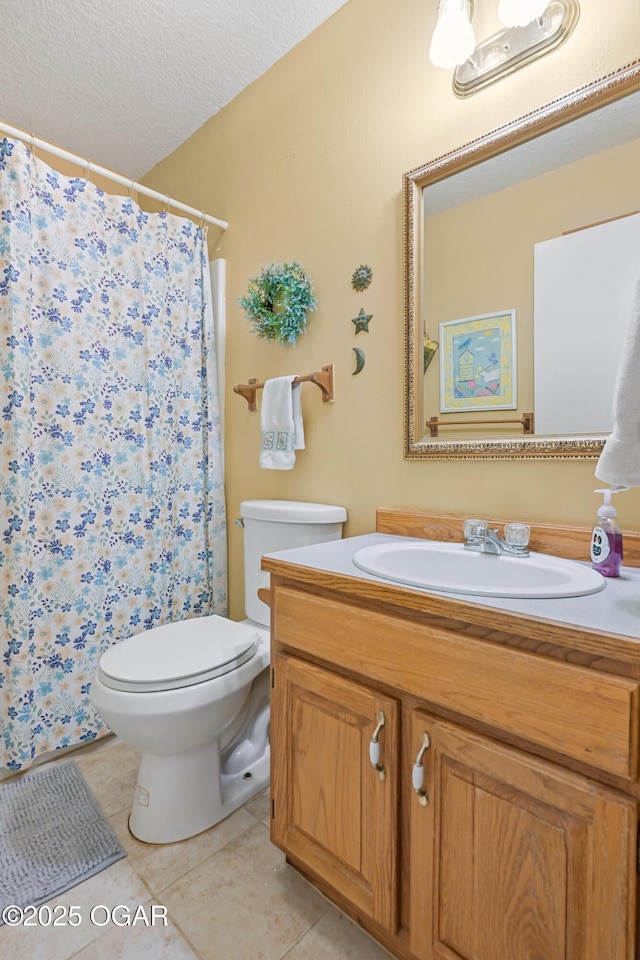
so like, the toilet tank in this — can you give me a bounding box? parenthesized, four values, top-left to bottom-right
(240, 500, 347, 627)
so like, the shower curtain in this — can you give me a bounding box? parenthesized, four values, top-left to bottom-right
(0, 138, 227, 771)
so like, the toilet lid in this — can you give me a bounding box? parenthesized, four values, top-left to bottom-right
(98, 615, 259, 693)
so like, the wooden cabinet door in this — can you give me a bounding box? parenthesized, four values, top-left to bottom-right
(409, 712, 637, 960)
(271, 654, 399, 931)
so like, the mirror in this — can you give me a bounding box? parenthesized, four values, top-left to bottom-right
(404, 59, 640, 459)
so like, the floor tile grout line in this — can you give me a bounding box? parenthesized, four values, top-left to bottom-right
(127, 855, 158, 901)
(61, 903, 206, 960)
(275, 868, 339, 959)
(157, 819, 279, 898)
(277, 910, 329, 959)
(54, 901, 122, 960)
(116, 812, 261, 898)
(163, 905, 210, 960)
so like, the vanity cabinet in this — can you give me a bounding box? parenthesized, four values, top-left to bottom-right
(408, 711, 636, 960)
(267, 561, 640, 960)
(271, 654, 399, 930)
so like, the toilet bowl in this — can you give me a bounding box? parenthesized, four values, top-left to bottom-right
(90, 499, 346, 843)
(90, 615, 270, 843)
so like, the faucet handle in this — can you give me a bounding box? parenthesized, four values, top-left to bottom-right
(504, 522, 530, 551)
(463, 519, 488, 540)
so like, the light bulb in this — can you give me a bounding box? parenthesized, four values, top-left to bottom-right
(429, 0, 475, 70)
(498, 0, 550, 27)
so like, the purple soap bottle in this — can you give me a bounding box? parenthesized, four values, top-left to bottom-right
(591, 488, 623, 577)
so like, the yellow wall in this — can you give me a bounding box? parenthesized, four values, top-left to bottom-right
(142, 0, 640, 619)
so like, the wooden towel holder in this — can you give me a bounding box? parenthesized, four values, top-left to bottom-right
(233, 364, 335, 412)
(427, 412, 534, 438)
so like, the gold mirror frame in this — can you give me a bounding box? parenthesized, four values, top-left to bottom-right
(404, 59, 640, 460)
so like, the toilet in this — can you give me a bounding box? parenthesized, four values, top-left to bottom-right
(90, 499, 347, 843)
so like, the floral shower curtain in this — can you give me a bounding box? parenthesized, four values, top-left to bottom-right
(0, 138, 227, 771)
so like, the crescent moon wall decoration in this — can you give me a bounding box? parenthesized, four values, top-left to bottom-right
(352, 347, 365, 375)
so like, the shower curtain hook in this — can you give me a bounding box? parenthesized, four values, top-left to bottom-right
(29, 133, 36, 159)
(162, 195, 170, 216)
(84, 157, 91, 180)
(128, 177, 135, 200)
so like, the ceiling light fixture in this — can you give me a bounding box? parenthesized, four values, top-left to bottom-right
(428, 0, 580, 97)
(429, 0, 475, 69)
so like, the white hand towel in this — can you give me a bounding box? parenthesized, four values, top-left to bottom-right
(596, 275, 640, 488)
(260, 376, 305, 470)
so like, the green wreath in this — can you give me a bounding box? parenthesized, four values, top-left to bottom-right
(238, 261, 317, 346)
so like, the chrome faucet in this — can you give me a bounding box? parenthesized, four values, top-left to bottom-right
(463, 519, 530, 557)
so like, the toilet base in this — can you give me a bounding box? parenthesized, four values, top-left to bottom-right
(128, 740, 270, 844)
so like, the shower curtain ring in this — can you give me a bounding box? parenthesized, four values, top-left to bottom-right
(163, 195, 170, 215)
(128, 178, 135, 200)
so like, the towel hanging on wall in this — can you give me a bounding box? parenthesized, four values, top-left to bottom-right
(260, 376, 305, 470)
(595, 274, 640, 488)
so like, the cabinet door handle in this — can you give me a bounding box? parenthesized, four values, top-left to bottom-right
(412, 732, 431, 806)
(369, 710, 387, 781)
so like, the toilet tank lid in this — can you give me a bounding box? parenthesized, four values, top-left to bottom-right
(239, 500, 347, 524)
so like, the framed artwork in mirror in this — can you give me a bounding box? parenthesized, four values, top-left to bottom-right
(439, 310, 516, 413)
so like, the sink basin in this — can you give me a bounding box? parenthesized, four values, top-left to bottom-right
(352, 539, 606, 599)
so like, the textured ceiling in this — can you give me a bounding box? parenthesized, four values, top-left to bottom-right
(0, 0, 350, 178)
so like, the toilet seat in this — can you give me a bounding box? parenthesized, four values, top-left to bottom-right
(97, 615, 259, 693)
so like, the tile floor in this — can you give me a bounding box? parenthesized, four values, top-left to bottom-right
(2, 737, 392, 960)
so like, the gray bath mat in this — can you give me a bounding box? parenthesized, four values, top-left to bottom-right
(0, 760, 126, 917)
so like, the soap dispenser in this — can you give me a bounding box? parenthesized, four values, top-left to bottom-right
(591, 488, 623, 577)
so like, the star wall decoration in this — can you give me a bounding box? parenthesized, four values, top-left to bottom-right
(351, 307, 372, 334)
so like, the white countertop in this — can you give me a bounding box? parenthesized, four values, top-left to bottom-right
(265, 533, 640, 641)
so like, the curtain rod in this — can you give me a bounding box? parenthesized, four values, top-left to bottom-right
(0, 120, 228, 231)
